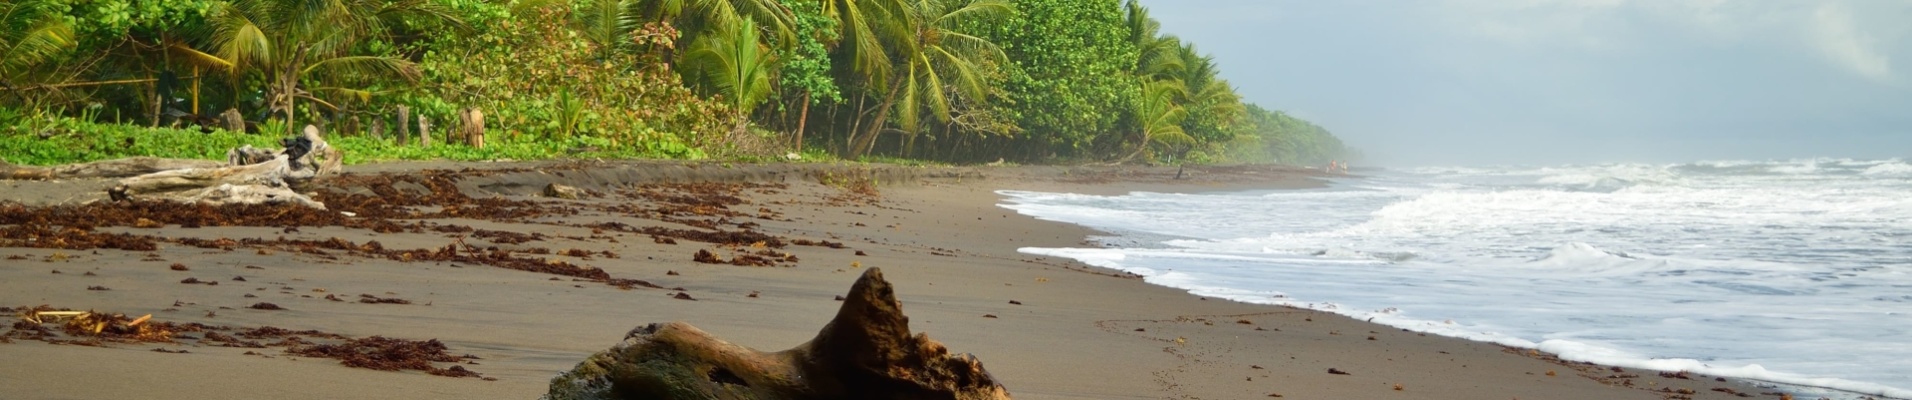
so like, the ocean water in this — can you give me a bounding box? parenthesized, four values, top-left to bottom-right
(1000, 159, 1912, 399)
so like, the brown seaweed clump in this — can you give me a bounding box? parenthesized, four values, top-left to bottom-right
(544, 268, 1010, 400)
(290, 336, 481, 378)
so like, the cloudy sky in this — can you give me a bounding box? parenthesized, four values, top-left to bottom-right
(1137, 0, 1912, 166)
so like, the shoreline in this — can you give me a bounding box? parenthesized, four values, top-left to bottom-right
(0, 161, 1785, 399)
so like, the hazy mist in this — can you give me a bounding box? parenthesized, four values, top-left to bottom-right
(1138, 0, 1912, 167)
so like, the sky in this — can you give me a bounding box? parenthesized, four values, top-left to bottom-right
(1137, 0, 1912, 166)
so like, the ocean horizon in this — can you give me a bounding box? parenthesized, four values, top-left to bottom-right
(1003, 158, 1912, 399)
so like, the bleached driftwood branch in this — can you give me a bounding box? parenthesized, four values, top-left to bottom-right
(104, 125, 341, 208)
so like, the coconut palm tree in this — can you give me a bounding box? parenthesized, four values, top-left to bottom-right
(578, 0, 641, 58)
(1172, 42, 1244, 143)
(1124, 0, 1181, 82)
(683, 18, 775, 135)
(844, 0, 1011, 159)
(632, 0, 796, 52)
(821, 0, 905, 80)
(172, 0, 459, 134)
(0, 0, 73, 85)
(1123, 78, 1189, 162)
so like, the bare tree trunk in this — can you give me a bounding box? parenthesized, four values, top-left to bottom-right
(849, 75, 906, 159)
(794, 93, 810, 152)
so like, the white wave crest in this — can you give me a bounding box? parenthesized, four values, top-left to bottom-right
(1861, 162, 1912, 176)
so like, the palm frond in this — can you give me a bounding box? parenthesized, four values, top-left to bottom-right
(303, 55, 421, 82)
(684, 18, 774, 112)
(0, 0, 74, 78)
(210, 0, 275, 72)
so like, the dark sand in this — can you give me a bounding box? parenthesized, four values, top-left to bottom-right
(0, 161, 1781, 399)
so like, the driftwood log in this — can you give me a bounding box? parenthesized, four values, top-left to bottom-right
(106, 125, 341, 208)
(1, 157, 222, 180)
(544, 268, 1012, 400)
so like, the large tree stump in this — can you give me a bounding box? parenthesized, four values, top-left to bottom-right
(221, 108, 245, 133)
(458, 107, 484, 148)
(544, 268, 1012, 400)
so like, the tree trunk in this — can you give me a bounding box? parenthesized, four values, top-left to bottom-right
(281, 71, 296, 136)
(849, 75, 907, 159)
(794, 93, 810, 152)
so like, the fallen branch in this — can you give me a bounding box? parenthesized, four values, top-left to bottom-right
(104, 125, 342, 208)
(1, 157, 223, 180)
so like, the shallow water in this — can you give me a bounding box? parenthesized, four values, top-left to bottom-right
(1002, 158, 1912, 399)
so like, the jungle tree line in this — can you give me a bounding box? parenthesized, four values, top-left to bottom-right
(0, 0, 1349, 165)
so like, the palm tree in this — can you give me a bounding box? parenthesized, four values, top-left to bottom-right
(1123, 78, 1189, 162)
(683, 18, 776, 135)
(844, 0, 1011, 159)
(0, 0, 73, 85)
(578, 0, 641, 58)
(1172, 42, 1244, 143)
(1124, 0, 1181, 81)
(634, 0, 796, 51)
(173, 0, 459, 134)
(821, 0, 905, 80)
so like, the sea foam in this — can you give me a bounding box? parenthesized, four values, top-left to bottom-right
(1002, 159, 1912, 399)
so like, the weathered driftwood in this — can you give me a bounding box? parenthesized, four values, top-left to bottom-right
(1, 157, 222, 180)
(544, 268, 1012, 400)
(108, 125, 340, 208)
(543, 183, 584, 199)
(113, 155, 297, 198)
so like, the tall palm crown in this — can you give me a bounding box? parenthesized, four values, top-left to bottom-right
(845, 0, 1011, 158)
(683, 17, 775, 133)
(175, 0, 459, 133)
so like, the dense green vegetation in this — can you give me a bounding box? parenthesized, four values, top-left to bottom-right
(0, 0, 1349, 166)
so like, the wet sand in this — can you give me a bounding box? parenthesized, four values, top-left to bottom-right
(0, 161, 1780, 399)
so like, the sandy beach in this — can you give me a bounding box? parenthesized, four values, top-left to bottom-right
(0, 161, 1782, 400)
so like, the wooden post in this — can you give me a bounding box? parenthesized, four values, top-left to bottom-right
(418, 115, 432, 147)
(370, 119, 384, 139)
(395, 105, 410, 146)
(191, 66, 200, 115)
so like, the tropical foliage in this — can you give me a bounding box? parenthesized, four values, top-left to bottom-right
(1, 0, 1349, 166)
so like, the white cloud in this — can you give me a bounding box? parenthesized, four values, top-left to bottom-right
(1810, 2, 1894, 83)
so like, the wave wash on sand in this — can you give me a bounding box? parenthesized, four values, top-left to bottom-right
(1005, 158, 1912, 399)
